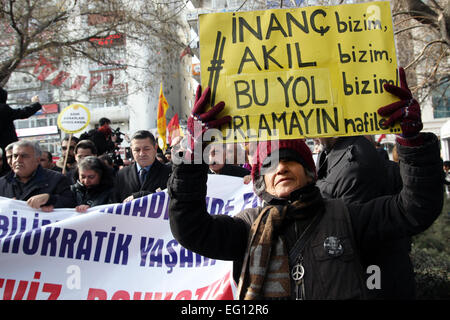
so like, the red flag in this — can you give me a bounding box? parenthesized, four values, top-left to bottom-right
(377, 134, 386, 143)
(88, 75, 101, 91)
(70, 75, 87, 90)
(37, 63, 57, 81)
(33, 56, 51, 74)
(180, 46, 192, 60)
(167, 113, 180, 145)
(51, 71, 70, 86)
(107, 74, 114, 88)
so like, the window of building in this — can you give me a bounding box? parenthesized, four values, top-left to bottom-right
(16, 119, 28, 129)
(36, 118, 47, 127)
(432, 85, 450, 119)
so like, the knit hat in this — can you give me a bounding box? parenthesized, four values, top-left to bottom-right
(251, 139, 316, 183)
(0, 88, 7, 104)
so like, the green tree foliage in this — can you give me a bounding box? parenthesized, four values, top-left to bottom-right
(411, 195, 450, 299)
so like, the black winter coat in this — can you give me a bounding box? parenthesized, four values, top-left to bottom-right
(112, 160, 171, 203)
(316, 136, 402, 203)
(168, 133, 443, 300)
(80, 129, 115, 155)
(209, 164, 250, 177)
(0, 165, 76, 208)
(316, 136, 411, 299)
(0, 102, 41, 149)
(71, 182, 114, 207)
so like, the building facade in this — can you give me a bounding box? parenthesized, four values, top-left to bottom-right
(3, 0, 196, 158)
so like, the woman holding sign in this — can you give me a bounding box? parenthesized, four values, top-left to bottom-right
(168, 69, 443, 300)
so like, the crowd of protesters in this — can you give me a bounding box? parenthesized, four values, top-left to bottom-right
(0, 66, 447, 300)
(0, 118, 253, 212)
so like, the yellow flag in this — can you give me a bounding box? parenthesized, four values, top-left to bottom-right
(157, 83, 169, 150)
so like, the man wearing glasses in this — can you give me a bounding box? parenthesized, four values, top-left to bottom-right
(56, 136, 80, 174)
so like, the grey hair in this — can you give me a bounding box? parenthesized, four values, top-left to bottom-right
(253, 175, 266, 197)
(5, 142, 15, 152)
(304, 167, 316, 181)
(77, 156, 103, 173)
(14, 140, 42, 158)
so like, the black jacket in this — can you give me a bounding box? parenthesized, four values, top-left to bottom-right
(316, 136, 402, 203)
(71, 181, 114, 207)
(80, 129, 115, 155)
(209, 164, 250, 177)
(0, 102, 41, 149)
(112, 160, 171, 203)
(0, 165, 76, 208)
(316, 136, 411, 299)
(168, 133, 443, 300)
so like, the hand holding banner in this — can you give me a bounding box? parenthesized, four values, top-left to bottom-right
(0, 175, 258, 300)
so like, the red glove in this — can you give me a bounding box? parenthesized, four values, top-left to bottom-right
(378, 67, 423, 140)
(185, 86, 231, 161)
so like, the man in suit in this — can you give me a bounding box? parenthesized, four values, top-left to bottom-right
(112, 130, 171, 203)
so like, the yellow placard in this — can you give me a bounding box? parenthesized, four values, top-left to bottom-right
(199, 1, 400, 142)
(57, 104, 91, 134)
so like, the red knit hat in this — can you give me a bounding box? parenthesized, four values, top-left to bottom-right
(251, 139, 316, 182)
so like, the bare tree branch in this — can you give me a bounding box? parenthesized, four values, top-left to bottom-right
(0, 0, 189, 87)
(405, 40, 446, 69)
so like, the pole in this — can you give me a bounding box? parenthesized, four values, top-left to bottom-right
(62, 133, 72, 175)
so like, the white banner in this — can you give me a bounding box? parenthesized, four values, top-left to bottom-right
(0, 174, 261, 300)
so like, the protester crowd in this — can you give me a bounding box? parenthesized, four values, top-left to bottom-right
(0, 67, 447, 300)
(0, 125, 255, 208)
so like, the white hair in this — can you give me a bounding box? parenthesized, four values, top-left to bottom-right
(13, 140, 42, 158)
(5, 142, 15, 151)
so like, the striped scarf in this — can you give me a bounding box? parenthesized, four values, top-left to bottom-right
(237, 186, 323, 300)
